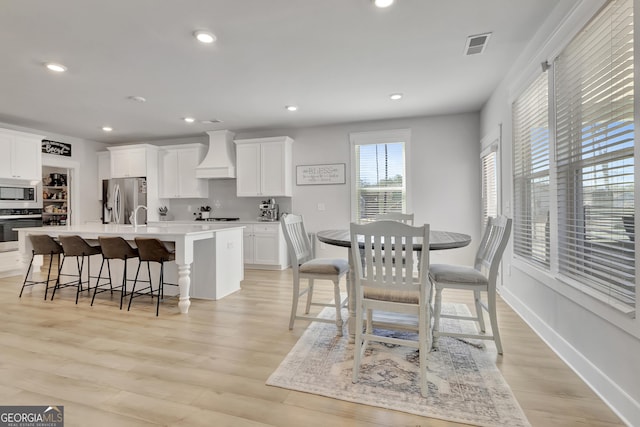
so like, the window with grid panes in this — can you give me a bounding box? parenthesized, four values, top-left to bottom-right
(350, 129, 409, 222)
(481, 147, 498, 227)
(554, 0, 634, 311)
(513, 72, 550, 269)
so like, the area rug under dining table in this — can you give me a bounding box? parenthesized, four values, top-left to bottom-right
(267, 303, 530, 427)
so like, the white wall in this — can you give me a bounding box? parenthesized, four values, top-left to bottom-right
(480, 1, 640, 425)
(238, 113, 481, 265)
(139, 113, 482, 264)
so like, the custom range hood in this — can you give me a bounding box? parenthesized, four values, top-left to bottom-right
(195, 130, 236, 179)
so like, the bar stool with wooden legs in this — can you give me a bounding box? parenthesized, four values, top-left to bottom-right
(52, 235, 102, 304)
(19, 234, 64, 300)
(129, 237, 178, 316)
(93, 236, 139, 309)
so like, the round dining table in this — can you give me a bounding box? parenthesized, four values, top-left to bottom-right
(316, 229, 472, 341)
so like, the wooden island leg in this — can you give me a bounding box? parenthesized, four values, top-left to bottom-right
(176, 263, 191, 314)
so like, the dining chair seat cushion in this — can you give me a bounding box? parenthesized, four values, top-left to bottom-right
(363, 287, 420, 304)
(429, 264, 488, 286)
(299, 258, 349, 275)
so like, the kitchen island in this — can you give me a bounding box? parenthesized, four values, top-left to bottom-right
(17, 223, 245, 314)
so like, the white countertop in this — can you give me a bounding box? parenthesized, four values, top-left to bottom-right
(18, 222, 246, 239)
(151, 220, 280, 226)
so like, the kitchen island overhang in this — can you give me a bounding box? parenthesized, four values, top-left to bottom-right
(17, 223, 245, 313)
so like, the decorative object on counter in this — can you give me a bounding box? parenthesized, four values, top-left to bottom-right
(258, 199, 279, 221)
(158, 206, 168, 221)
(200, 205, 211, 219)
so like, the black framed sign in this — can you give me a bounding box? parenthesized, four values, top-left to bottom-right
(296, 163, 346, 185)
(42, 139, 72, 157)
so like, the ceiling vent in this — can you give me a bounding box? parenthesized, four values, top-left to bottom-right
(464, 32, 492, 55)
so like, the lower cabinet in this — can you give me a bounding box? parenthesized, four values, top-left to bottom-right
(240, 223, 288, 270)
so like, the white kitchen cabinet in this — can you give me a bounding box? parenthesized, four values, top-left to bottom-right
(0, 128, 43, 180)
(106, 144, 161, 222)
(240, 222, 289, 269)
(108, 146, 148, 178)
(234, 136, 293, 197)
(159, 144, 208, 198)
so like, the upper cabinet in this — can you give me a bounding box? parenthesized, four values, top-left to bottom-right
(106, 144, 161, 221)
(234, 136, 293, 197)
(109, 145, 149, 178)
(159, 144, 208, 198)
(0, 128, 43, 180)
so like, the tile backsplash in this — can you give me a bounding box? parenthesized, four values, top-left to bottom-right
(162, 179, 291, 221)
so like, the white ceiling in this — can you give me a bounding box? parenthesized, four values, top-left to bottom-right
(0, 0, 574, 144)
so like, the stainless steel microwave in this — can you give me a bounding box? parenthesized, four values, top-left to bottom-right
(0, 179, 42, 209)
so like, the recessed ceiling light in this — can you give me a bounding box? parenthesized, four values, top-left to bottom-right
(390, 93, 403, 100)
(201, 119, 223, 124)
(102, 126, 113, 132)
(183, 117, 196, 123)
(285, 105, 298, 112)
(127, 95, 147, 103)
(373, 0, 394, 8)
(45, 63, 67, 73)
(194, 30, 216, 44)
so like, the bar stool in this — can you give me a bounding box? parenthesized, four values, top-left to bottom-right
(19, 235, 64, 300)
(93, 236, 139, 309)
(130, 237, 178, 316)
(53, 235, 102, 304)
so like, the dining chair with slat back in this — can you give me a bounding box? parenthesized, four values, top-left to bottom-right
(374, 212, 414, 225)
(280, 213, 349, 336)
(350, 220, 431, 397)
(429, 215, 512, 354)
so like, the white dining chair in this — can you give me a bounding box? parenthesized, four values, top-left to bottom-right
(280, 213, 349, 335)
(374, 212, 414, 225)
(350, 220, 431, 397)
(429, 215, 512, 354)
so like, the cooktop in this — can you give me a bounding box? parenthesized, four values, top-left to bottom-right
(195, 217, 240, 222)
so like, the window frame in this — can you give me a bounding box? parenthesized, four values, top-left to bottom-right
(510, 0, 635, 316)
(349, 129, 412, 223)
(481, 128, 501, 229)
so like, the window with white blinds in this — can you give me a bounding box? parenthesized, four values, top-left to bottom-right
(481, 148, 498, 227)
(350, 130, 409, 222)
(513, 72, 550, 269)
(554, 0, 634, 310)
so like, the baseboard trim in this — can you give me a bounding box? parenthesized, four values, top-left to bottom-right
(500, 287, 639, 427)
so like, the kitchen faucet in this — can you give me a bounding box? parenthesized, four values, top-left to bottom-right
(130, 205, 148, 228)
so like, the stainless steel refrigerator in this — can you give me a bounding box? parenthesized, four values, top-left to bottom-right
(102, 177, 147, 224)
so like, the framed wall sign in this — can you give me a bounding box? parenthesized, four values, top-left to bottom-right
(42, 139, 72, 157)
(296, 163, 346, 185)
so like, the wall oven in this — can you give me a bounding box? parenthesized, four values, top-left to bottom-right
(0, 179, 43, 251)
(0, 208, 43, 252)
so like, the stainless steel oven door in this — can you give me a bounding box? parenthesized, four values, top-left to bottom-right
(0, 214, 43, 252)
(0, 179, 42, 209)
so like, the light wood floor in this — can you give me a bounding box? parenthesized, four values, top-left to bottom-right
(0, 268, 624, 427)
